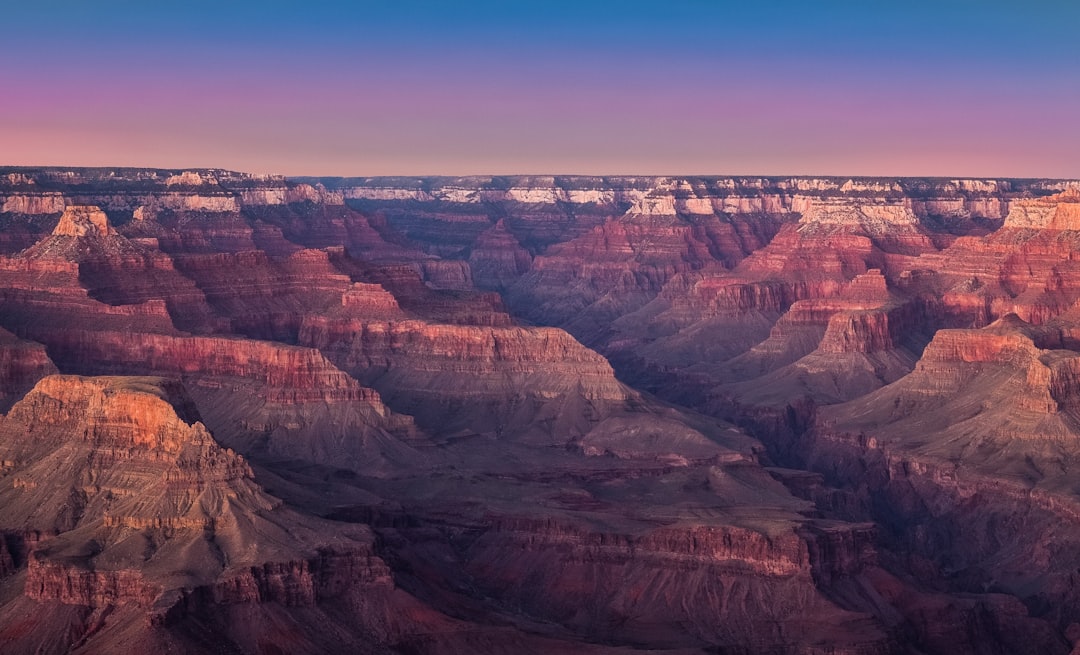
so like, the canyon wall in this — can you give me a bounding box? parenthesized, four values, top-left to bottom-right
(2, 168, 1080, 654)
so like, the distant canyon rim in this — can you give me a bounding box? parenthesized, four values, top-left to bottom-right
(1, 168, 1080, 653)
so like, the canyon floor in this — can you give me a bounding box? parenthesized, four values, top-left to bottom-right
(2, 169, 1080, 653)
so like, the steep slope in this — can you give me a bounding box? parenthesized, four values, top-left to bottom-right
(783, 315, 1080, 647)
(0, 375, 390, 653)
(24, 205, 223, 333)
(714, 269, 926, 408)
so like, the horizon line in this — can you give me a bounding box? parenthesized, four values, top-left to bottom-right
(2, 164, 1079, 183)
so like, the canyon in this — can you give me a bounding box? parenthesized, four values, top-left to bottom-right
(2, 168, 1080, 653)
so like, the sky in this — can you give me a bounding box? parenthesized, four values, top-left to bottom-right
(2, 0, 1079, 177)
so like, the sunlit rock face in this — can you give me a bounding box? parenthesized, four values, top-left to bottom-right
(1003, 188, 1080, 230)
(51, 205, 114, 237)
(0, 193, 66, 215)
(2, 167, 1080, 654)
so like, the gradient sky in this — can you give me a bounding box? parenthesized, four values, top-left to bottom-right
(3, 1, 1079, 177)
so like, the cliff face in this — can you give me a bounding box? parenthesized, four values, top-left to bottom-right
(28, 329, 428, 474)
(299, 315, 726, 452)
(1003, 189, 1080, 230)
(50, 205, 114, 237)
(0, 193, 66, 216)
(0, 374, 363, 618)
(0, 376, 261, 530)
(387, 511, 877, 651)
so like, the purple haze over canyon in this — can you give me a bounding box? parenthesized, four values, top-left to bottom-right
(3, 0, 1079, 176)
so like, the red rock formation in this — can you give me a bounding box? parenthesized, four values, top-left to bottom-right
(901, 190, 1080, 329)
(0, 249, 183, 338)
(0, 375, 560, 655)
(506, 203, 785, 343)
(418, 258, 474, 290)
(0, 193, 66, 216)
(167, 248, 353, 339)
(237, 199, 418, 259)
(50, 205, 114, 237)
(300, 318, 636, 438)
(468, 218, 533, 289)
(0, 227, 427, 472)
(0, 375, 349, 626)
(1, 206, 262, 338)
(774, 314, 1080, 638)
(1003, 188, 1080, 230)
(7, 168, 1080, 653)
(414, 516, 879, 650)
(340, 281, 403, 317)
(0, 376, 258, 526)
(608, 217, 908, 398)
(329, 251, 514, 326)
(29, 330, 426, 472)
(365, 449, 904, 653)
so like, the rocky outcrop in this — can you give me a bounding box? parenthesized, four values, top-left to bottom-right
(25, 559, 160, 608)
(414, 517, 853, 650)
(0, 372, 354, 535)
(818, 308, 897, 354)
(778, 314, 1080, 632)
(505, 207, 785, 344)
(0, 376, 257, 525)
(132, 192, 240, 219)
(603, 218, 891, 394)
(0, 374, 470, 655)
(300, 318, 634, 438)
(165, 248, 353, 339)
(418, 258, 473, 290)
(39, 333, 378, 402)
(902, 190, 1080, 328)
(368, 453, 902, 654)
(0, 228, 426, 470)
(331, 254, 514, 326)
(339, 281, 402, 316)
(27, 330, 426, 472)
(2, 223, 222, 335)
(0, 193, 66, 216)
(1003, 189, 1080, 230)
(0, 375, 325, 621)
(51, 205, 114, 237)
(237, 182, 345, 206)
(797, 197, 922, 235)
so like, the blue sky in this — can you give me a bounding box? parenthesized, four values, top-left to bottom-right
(3, 1, 1078, 176)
